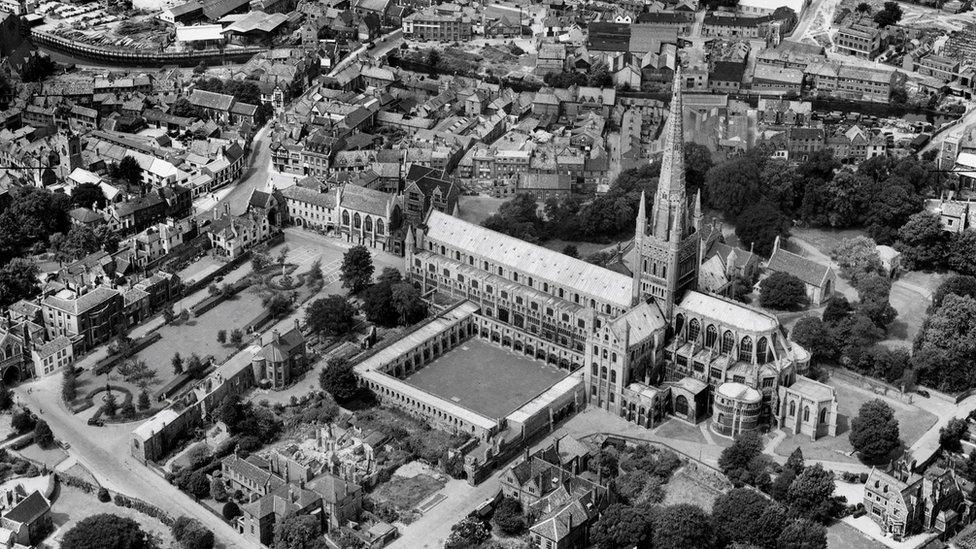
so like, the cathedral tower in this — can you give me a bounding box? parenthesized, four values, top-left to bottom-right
(632, 66, 702, 318)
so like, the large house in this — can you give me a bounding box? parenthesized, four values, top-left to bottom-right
(765, 236, 836, 305)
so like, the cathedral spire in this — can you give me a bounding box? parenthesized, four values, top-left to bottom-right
(636, 190, 647, 235)
(658, 66, 686, 201)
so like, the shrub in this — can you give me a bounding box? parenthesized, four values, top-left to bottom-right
(98, 488, 111, 502)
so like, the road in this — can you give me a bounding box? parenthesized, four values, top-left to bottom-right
(194, 124, 274, 222)
(790, 0, 839, 42)
(14, 377, 249, 548)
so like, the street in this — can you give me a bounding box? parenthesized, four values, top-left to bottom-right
(194, 124, 275, 222)
(14, 376, 249, 548)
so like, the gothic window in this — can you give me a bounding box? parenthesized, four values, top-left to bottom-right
(601, 366, 607, 379)
(803, 406, 810, 422)
(674, 314, 684, 336)
(820, 408, 827, 424)
(757, 337, 769, 364)
(721, 331, 734, 354)
(353, 212, 361, 229)
(364, 216, 373, 232)
(789, 401, 796, 416)
(688, 319, 700, 342)
(610, 371, 616, 383)
(739, 336, 753, 363)
(342, 210, 349, 225)
(705, 325, 717, 348)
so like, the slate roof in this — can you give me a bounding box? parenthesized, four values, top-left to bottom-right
(189, 89, 235, 112)
(766, 248, 831, 287)
(339, 184, 393, 217)
(3, 491, 49, 525)
(42, 286, 120, 316)
(423, 210, 633, 309)
(280, 185, 335, 208)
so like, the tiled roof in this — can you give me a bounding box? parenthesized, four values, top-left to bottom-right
(3, 491, 49, 525)
(280, 185, 335, 208)
(339, 184, 392, 217)
(34, 335, 71, 360)
(42, 286, 120, 316)
(189, 89, 235, 112)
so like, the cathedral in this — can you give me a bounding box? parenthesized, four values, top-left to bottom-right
(405, 68, 838, 440)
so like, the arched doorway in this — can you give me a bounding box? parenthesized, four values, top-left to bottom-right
(2, 366, 20, 386)
(674, 394, 689, 416)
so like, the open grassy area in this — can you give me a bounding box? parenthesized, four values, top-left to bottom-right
(50, 486, 175, 548)
(662, 467, 725, 512)
(405, 339, 569, 419)
(774, 376, 937, 463)
(371, 474, 445, 512)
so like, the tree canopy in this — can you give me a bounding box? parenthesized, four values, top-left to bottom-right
(340, 245, 374, 293)
(759, 272, 808, 310)
(849, 399, 900, 463)
(61, 514, 154, 549)
(305, 296, 356, 338)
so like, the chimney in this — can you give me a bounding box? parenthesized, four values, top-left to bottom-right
(273, 330, 280, 344)
(224, 203, 230, 216)
(213, 207, 220, 221)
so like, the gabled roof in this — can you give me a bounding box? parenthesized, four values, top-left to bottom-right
(189, 89, 235, 112)
(3, 491, 49, 525)
(423, 211, 633, 309)
(766, 247, 831, 287)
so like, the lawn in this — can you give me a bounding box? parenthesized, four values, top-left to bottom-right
(457, 196, 507, 225)
(132, 287, 268, 388)
(653, 418, 707, 445)
(371, 474, 445, 512)
(50, 486, 175, 547)
(662, 467, 725, 512)
(826, 520, 890, 549)
(774, 376, 937, 463)
(405, 339, 569, 419)
(17, 443, 68, 469)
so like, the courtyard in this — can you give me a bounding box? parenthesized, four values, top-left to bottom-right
(404, 338, 570, 420)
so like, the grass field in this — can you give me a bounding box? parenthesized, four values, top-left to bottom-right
(405, 339, 568, 419)
(371, 474, 445, 511)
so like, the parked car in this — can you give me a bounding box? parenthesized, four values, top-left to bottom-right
(915, 389, 930, 398)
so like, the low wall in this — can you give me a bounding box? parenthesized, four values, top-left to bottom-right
(827, 367, 915, 405)
(32, 29, 265, 67)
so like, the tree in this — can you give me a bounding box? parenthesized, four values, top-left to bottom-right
(873, 0, 903, 27)
(770, 467, 796, 503)
(172, 517, 214, 549)
(216, 330, 227, 344)
(230, 329, 243, 345)
(653, 504, 712, 549)
(444, 517, 489, 549)
(706, 153, 763, 218)
(718, 431, 764, 486)
(484, 193, 546, 242)
(712, 488, 773, 547)
(492, 497, 526, 535)
(736, 202, 790, 257)
(62, 514, 154, 549)
(940, 417, 969, 453)
(785, 448, 805, 475)
(185, 354, 206, 379)
(376, 267, 401, 286)
(114, 156, 143, 188)
(777, 518, 827, 549)
(562, 244, 579, 258)
(932, 275, 976, 309)
(391, 282, 426, 325)
(71, 182, 107, 209)
(865, 182, 922, 244)
(856, 273, 897, 330)
(856, 1, 871, 12)
(33, 419, 54, 448)
(184, 471, 210, 498)
(172, 352, 184, 375)
(11, 410, 35, 433)
(163, 304, 175, 323)
(760, 272, 809, 310)
(61, 369, 77, 402)
(914, 295, 976, 392)
(0, 259, 40, 308)
(264, 292, 292, 318)
(53, 225, 101, 261)
(897, 212, 948, 271)
(340, 245, 374, 293)
(362, 282, 396, 327)
(0, 385, 11, 411)
(137, 390, 150, 410)
(210, 479, 228, 502)
(252, 251, 271, 271)
(850, 399, 900, 463)
(590, 503, 654, 549)
(822, 296, 853, 324)
(786, 464, 835, 522)
(831, 237, 884, 284)
(222, 501, 241, 520)
(949, 230, 976, 276)
(318, 358, 358, 403)
(305, 296, 356, 337)
(306, 259, 324, 288)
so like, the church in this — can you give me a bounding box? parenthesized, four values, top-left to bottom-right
(404, 67, 837, 440)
